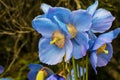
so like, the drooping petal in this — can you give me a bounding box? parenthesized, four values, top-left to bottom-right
(72, 40, 86, 59)
(91, 8, 115, 33)
(32, 18, 59, 38)
(70, 10, 92, 32)
(93, 28, 120, 50)
(0, 65, 4, 74)
(39, 38, 65, 65)
(74, 32, 89, 49)
(41, 3, 52, 13)
(88, 31, 97, 49)
(90, 51, 97, 74)
(47, 7, 71, 24)
(65, 38, 73, 62)
(28, 64, 43, 80)
(87, 0, 98, 16)
(97, 44, 113, 67)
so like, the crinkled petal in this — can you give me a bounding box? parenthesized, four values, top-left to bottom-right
(65, 38, 73, 62)
(70, 10, 92, 32)
(97, 43, 113, 67)
(87, 0, 98, 16)
(90, 51, 97, 74)
(92, 8, 115, 33)
(93, 28, 120, 50)
(28, 64, 43, 80)
(39, 38, 65, 65)
(72, 40, 86, 59)
(47, 7, 71, 24)
(0, 65, 4, 74)
(41, 3, 52, 13)
(32, 18, 59, 38)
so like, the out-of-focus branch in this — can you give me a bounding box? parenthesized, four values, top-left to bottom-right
(74, 0, 81, 9)
(5, 34, 28, 73)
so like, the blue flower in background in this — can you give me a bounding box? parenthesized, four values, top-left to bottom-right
(46, 74, 65, 80)
(0, 65, 13, 80)
(0, 65, 4, 74)
(87, 0, 115, 33)
(28, 64, 65, 80)
(0, 78, 13, 80)
(28, 64, 54, 80)
(39, 3, 92, 60)
(90, 28, 120, 74)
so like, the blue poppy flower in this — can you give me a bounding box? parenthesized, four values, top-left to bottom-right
(28, 64, 54, 80)
(87, 0, 115, 33)
(32, 4, 92, 64)
(40, 4, 92, 59)
(46, 74, 65, 80)
(0, 65, 4, 74)
(90, 28, 120, 74)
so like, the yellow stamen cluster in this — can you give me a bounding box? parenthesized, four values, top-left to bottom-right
(96, 44, 108, 54)
(67, 24, 77, 38)
(50, 30, 65, 48)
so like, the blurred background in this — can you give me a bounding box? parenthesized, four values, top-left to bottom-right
(0, 0, 120, 80)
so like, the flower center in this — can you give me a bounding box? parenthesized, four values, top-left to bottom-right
(67, 24, 77, 38)
(50, 30, 65, 48)
(96, 44, 108, 54)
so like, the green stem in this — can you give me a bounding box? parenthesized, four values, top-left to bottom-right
(86, 54, 89, 80)
(78, 62, 81, 80)
(68, 64, 72, 80)
(82, 58, 85, 80)
(72, 56, 78, 80)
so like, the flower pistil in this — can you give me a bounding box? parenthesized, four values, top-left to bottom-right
(50, 30, 65, 48)
(96, 44, 108, 54)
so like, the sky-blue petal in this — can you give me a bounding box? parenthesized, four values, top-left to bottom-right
(87, 0, 98, 16)
(0, 65, 4, 74)
(90, 51, 97, 74)
(93, 28, 120, 50)
(32, 18, 59, 38)
(39, 38, 65, 65)
(74, 32, 89, 49)
(47, 7, 71, 24)
(88, 31, 97, 49)
(28, 64, 43, 80)
(70, 10, 92, 32)
(91, 8, 115, 33)
(41, 3, 52, 13)
(54, 16, 70, 38)
(65, 38, 73, 62)
(97, 43, 113, 67)
(72, 40, 86, 59)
